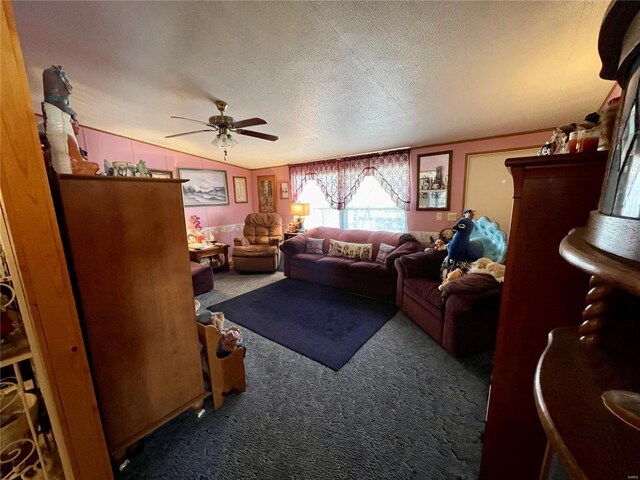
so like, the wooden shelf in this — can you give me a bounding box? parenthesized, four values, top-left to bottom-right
(0, 337, 32, 368)
(535, 327, 640, 479)
(560, 227, 640, 296)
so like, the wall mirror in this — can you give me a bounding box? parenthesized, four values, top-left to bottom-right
(416, 151, 452, 210)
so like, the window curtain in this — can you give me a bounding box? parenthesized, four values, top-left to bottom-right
(289, 149, 411, 210)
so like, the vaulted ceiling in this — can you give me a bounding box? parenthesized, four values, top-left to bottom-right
(14, 1, 612, 169)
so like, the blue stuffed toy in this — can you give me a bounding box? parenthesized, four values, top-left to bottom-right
(443, 211, 481, 275)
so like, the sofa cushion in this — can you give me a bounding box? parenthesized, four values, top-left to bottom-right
(290, 253, 324, 266)
(404, 278, 443, 308)
(328, 240, 373, 260)
(375, 242, 396, 264)
(316, 256, 357, 269)
(305, 237, 324, 255)
(349, 261, 389, 278)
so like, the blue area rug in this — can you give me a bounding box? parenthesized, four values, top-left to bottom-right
(208, 278, 397, 370)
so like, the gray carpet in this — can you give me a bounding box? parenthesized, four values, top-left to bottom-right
(116, 270, 492, 479)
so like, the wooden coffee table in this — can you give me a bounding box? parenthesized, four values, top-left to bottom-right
(189, 243, 230, 272)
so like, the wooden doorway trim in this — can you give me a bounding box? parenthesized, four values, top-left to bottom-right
(1, 2, 112, 479)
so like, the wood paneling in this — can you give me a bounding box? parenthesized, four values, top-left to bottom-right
(55, 175, 208, 457)
(479, 151, 607, 480)
(0, 2, 112, 478)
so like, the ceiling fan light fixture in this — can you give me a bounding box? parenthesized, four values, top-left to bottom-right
(212, 132, 236, 149)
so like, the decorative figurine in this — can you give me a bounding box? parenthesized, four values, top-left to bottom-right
(42, 65, 98, 175)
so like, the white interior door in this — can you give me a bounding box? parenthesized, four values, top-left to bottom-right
(465, 148, 539, 237)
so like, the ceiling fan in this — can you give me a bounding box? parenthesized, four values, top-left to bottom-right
(166, 100, 278, 160)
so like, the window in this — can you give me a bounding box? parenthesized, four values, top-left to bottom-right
(297, 181, 339, 229)
(298, 177, 406, 232)
(344, 177, 406, 231)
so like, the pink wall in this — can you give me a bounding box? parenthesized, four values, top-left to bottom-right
(80, 126, 255, 248)
(251, 165, 293, 227)
(408, 130, 551, 232)
(78, 124, 552, 239)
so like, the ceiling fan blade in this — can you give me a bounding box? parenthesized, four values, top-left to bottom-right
(165, 129, 215, 138)
(235, 129, 279, 142)
(232, 117, 267, 129)
(170, 116, 216, 128)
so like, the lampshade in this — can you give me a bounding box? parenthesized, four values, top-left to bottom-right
(290, 202, 310, 216)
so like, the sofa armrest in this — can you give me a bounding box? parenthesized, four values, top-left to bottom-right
(395, 249, 447, 307)
(234, 237, 250, 247)
(384, 241, 423, 271)
(394, 249, 447, 280)
(440, 274, 502, 357)
(279, 236, 307, 256)
(440, 273, 502, 305)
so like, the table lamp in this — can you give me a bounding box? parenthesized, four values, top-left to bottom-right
(290, 202, 310, 232)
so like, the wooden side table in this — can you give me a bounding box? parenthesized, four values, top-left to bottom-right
(284, 232, 303, 240)
(189, 244, 230, 272)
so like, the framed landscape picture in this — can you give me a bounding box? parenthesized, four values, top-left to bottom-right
(233, 176, 248, 203)
(150, 169, 173, 179)
(279, 181, 289, 199)
(177, 168, 229, 206)
(257, 175, 277, 213)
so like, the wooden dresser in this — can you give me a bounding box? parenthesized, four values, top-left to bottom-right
(478, 152, 608, 479)
(53, 175, 208, 462)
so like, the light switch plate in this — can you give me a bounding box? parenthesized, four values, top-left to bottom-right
(447, 212, 457, 221)
(436, 212, 442, 221)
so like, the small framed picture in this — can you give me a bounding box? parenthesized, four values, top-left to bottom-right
(150, 169, 173, 179)
(279, 181, 290, 199)
(233, 176, 248, 203)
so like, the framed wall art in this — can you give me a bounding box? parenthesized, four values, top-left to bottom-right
(177, 168, 229, 206)
(257, 175, 277, 213)
(416, 151, 452, 211)
(233, 176, 248, 203)
(279, 181, 290, 199)
(150, 169, 173, 179)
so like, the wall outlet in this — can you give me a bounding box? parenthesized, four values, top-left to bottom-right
(436, 212, 442, 221)
(447, 212, 457, 221)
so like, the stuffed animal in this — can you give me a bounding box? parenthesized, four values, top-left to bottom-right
(443, 216, 480, 275)
(438, 268, 463, 291)
(468, 257, 506, 283)
(209, 311, 243, 357)
(438, 257, 506, 290)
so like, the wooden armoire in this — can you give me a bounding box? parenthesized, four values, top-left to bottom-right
(478, 151, 608, 479)
(52, 175, 208, 462)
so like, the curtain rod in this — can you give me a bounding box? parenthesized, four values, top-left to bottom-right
(288, 146, 411, 166)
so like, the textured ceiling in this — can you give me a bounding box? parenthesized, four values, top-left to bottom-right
(14, 1, 612, 169)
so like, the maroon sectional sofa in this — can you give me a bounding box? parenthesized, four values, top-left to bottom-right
(395, 249, 502, 357)
(280, 227, 423, 301)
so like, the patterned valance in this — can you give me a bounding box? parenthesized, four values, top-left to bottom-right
(289, 149, 411, 210)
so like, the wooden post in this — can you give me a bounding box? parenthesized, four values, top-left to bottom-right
(1, 2, 112, 478)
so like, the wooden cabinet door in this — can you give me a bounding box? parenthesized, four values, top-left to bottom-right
(57, 176, 207, 456)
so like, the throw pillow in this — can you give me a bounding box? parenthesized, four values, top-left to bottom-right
(375, 242, 396, 264)
(328, 240, 372, 260)
(305, 237, 324, 255)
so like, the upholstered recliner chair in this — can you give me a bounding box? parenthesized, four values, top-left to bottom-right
(232, 213, 284, 272)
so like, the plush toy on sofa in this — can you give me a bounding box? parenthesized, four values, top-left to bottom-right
(442, 211, 481, 278)
(439, 257, 506, 291)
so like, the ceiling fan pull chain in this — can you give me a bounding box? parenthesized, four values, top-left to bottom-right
(223, 148, 228, 161)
